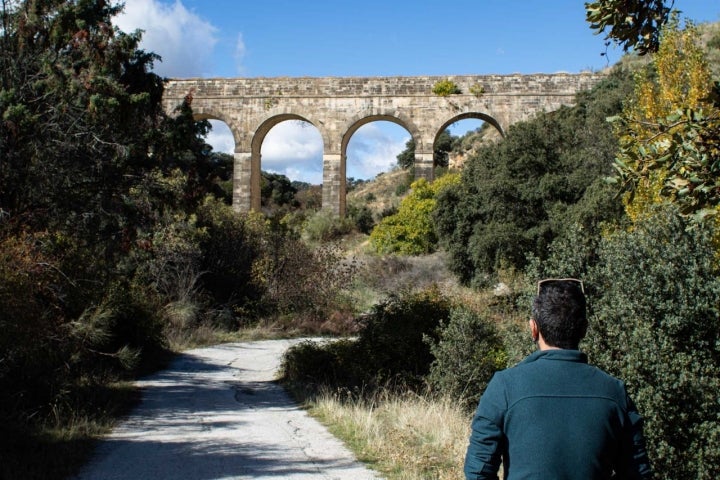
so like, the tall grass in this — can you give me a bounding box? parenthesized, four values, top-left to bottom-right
(309, 389, 470, 479)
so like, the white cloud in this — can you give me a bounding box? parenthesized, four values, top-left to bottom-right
(114, 0, 217, 78)
(207, 120, 235, 154)
(261, 121, 324, 183)
(347, 123, 409, 180)
(235, 33, 247, 75)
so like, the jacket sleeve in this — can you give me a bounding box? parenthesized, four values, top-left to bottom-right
(616, 390, 653, 480)
(464, 373, 506, 480)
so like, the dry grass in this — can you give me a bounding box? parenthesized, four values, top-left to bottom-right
(309, 390, 471, 479)
(347, 168, 411, 219)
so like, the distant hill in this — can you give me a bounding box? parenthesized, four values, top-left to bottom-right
(347, 168, 411, 221)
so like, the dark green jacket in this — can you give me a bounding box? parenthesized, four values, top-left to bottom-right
(464, 349, 652, 480)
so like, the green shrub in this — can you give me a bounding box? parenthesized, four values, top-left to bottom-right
(355, 286, 452, 388)
(347, 204, 375, 234)
(394, 182, 410, 196)
(435, 68, 634, 285)
(87, 284, 167, 372)
(280, 339, 363, 389)
(253, 232, 359, 331)
(280, 286, 452, 393)
(195, 197, 265, 314)
(370, 175, 460, 255)
(133, 213, 205, 306)
(584, 209, 720, 480)
(427, 307, 506, 409)
(526, 206, 720, 479)
(432, 79, 461, 96)
(302, 209, 353, 242)
(379, 205, 398, 219)
(469, 83, 485, 97)
(0, 234, 69, 419)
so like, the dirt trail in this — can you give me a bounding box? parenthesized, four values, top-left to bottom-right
(73, 339, 382, 480)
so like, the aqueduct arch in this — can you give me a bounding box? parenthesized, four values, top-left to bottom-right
(163, 74, 604, 216)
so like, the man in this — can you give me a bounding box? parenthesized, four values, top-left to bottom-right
(464, 278, 652, 479)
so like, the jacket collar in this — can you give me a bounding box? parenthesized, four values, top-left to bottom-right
(521, 349, 588, 365)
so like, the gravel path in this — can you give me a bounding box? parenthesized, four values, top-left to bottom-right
(73, 339, 383, 480)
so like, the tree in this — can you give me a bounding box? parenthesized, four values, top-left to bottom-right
(0, 0, 219, 439)
(370, 173, 459, 255)
(434, 69, 633, 285)
(396, 130, 458, 169)
(585, 0, 673, 55)
(607, 16, 720, 224)
(526, 207, 720, 480)
(585, 210, 720, 480)
(260, 171, 298, 209)
(0, 0, 217, 270)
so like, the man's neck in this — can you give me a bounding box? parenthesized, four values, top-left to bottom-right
(537, 337, 562, 351)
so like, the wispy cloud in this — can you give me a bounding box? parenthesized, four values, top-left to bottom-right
(347, 123, 409, 180)
(235, 33, 247, 76)
(114, 0, 217, 77)
(261, 121, 324, 183)
(206, 120, 236, 154)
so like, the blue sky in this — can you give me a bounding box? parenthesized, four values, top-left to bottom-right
(115, 0, 720, 183)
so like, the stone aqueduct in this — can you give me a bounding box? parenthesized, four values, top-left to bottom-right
(163, 74, 604, 216)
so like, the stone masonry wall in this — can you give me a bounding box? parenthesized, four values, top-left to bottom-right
(163, 73, 606, 215)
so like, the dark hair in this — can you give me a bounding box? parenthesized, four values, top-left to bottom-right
(532, 280, 587, 349)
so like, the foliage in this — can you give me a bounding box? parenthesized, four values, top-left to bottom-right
(608, 17, 720, 224)
(394, 182, 410, 196)
(354, 286, 452, 388)
(585, 0, 672, 55)
(0, 0, 221, 455)
(426, 307, 506, 410)
(525, 206, 720, 479)
(301, 209, 354, 242)
(346, 203, 375, 234)
(396, 130, 458, 169)
(370, 174, 460, 255)
(432, 79, 461, 97)
(281, 286, 452, 392)
(280, 339, 363, 388)
(293, 184, 322, 210)
(261, 171, 299, 210)
(469, 83, 485, 97)
(194, 198, 266, 318)
(585, 209, 720, 480)
(434, 68, 634, 285)
(0, 233, 71, 420)
(253, 221, 359, 330)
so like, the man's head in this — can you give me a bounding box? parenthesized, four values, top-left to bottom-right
(531, 279, 587, 350)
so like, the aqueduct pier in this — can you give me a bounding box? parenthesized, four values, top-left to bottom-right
(163, 74, 605, 216)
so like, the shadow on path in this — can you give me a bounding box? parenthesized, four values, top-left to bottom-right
(73, 340, 381, 480)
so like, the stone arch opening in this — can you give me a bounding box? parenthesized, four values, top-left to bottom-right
(434, 113, 504, 170)
(340, 115, 416, 216)
(204, 119, 236, 156)
(191, 111, 243, 149)
(346, 121, 411, 181)
(251, 115, 324, 212)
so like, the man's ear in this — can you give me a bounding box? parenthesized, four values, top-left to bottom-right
(529, 318, 539, 343)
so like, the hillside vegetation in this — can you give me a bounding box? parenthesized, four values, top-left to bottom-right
(282, 18, 720, 480)
(1, 1, 719, 478)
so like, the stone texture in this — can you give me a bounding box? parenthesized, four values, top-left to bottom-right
(163, 74, 605, 216)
